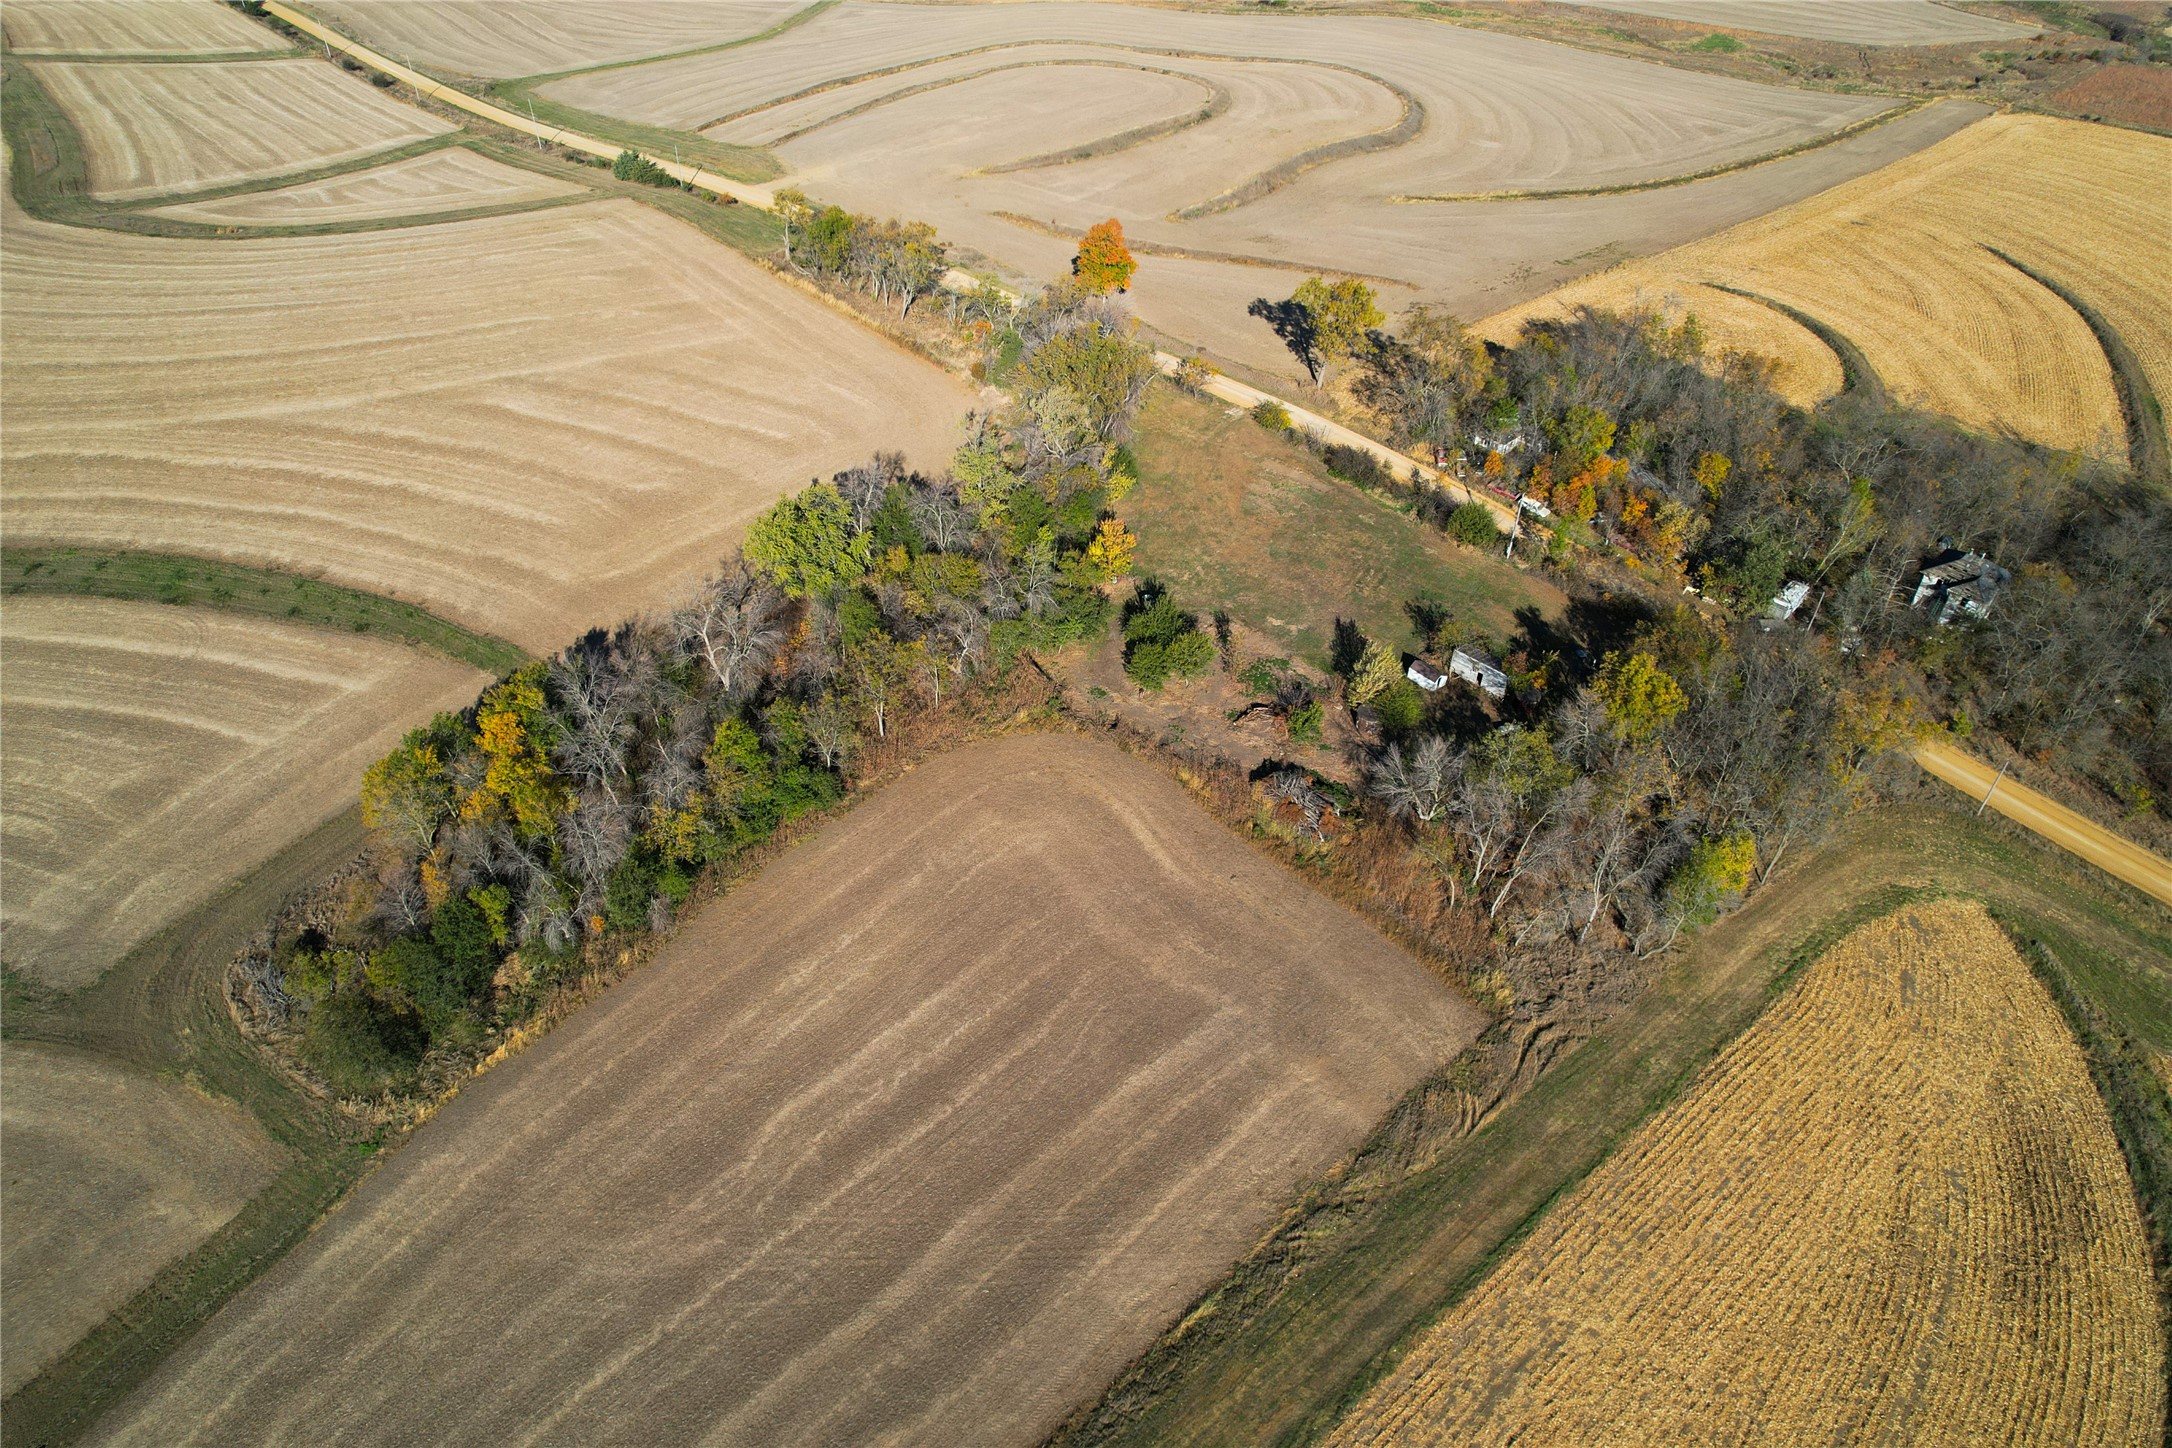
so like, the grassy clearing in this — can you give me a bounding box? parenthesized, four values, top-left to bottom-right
(0, 810, 375, 1448)
(1049, 804, 2172, 1447)
(1, 548, 529, 674)
(1125, 386, 1563, 668)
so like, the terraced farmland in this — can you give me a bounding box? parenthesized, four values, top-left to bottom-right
(1324, 899, 2164, 1448)
(1, 1041, 286, 1397)
(526, 0, 1982, 379)
(1481, 113, 2169, 460)
(27, 57, 454, 201)
(0, 0, 277, 56)
(310, 0, 806, 78)
(82, 734, 1479, 1448)
(1, 191, 974, 650)
(146, 145, 585, 226)
(0, 596, 487, 987)
(1559, 0, 2040, 46)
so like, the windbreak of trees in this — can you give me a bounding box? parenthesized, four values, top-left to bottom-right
(296, 281, 1158, 1096)
(1339, 302, 2169, 826)
(773, 188, 949, 318)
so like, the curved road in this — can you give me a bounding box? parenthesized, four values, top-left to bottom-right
(262, 0, 2172, 908)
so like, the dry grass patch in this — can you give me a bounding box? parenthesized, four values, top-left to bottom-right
(1480, 114, 2169, 459)
(310, 0, 806, 79)
(0, 194, 974, 650)
(0, 596, 487, 987)
(0, 0, 276, 56)
(84, 734, 1480, 1448)
(145, 144, 586, 225)
(1326, 898, 2164, 1448)
(0, 1041, 286, 1397)
(26, 57, 453, 202)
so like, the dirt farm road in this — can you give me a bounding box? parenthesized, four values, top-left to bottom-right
(259, 0, 2171, 906)
(1914, 739, 2172, 907)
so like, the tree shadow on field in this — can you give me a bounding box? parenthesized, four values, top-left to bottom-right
(1250, 297, 1317, 381)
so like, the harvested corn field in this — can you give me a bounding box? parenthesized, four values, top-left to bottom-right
(1324, 899, 2165, 1448)
(146, 145, 586, 226)
(84, 734, 1480, 1448)
(27, 58, 454, 201)
(530, 0, 1974, 379)
(0, 1041, 286, 1397)
(0, 194, 975, 650)
(310, 0, 806, 79)
(0, 596, 487, 987)
(1480, 113, 2170, 459)
(0, 0, 276, 56)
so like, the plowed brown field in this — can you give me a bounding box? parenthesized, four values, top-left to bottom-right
(145, 145, 585, 225)
(1480, 113, 2169, 458)
(1324, 898, 2165, 1448)
(0, 193, 975, 650)
(0, 1041, 286, 1397)
(0, 597, 487, 987)
(1560, 0, 2039, 46)
(84, 733, 1480, 1448)
(27, 58, 454, 201)
(0, 0, 275, 56)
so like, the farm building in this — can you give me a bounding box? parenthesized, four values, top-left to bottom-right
(1910, 547, 2010, 625)
(1407, 656, 1450, 691)
(1766, 580, 1812, 623)
(1450, 647, 1510, 700)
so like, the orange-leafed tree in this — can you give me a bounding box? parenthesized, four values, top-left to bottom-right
(1073, 218, 1137, 293)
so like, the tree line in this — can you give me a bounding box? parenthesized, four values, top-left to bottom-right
(296, 279, 1156, 1095)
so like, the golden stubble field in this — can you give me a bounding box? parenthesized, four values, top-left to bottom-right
(28, 57, 455, 200)
(1481, 113, 2169, 459)
(1324, 898, 2164, 1447)
(526, 0, 1984, 380)
(84, 734, 1482, 1448)
(310, 0, 806, 78)
(0, 596, 488, 988)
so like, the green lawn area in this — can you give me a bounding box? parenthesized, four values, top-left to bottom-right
(1126, 385, 1565, 668)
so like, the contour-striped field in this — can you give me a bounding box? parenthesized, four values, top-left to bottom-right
(27, 58, 455, 201)
(0, 1041, 286, 1397)
(310, 0, 806, 78)
(0, 596, 488, 987)
(0, 0, 275, 56)
(85, 733, 1481, 1448)
(1559, 0, 2040, 46)
(145, 145, 586, 225)
(1325, 898, 2165, 1448)
(527, 0, 1972, 379)
(0, 193, 975, 650)
(1481, 114, 2168, 458)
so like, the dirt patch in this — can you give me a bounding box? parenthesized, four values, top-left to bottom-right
(146, 144, 586, 226)
(0, 1041, 286, 1397)
(0, 597, 486, 987)
(84, 733, 1478, 1448)
(2046, 62, 2172, 131)
(1327, 899, 2163, 1445)
(26, 58, 454, 201)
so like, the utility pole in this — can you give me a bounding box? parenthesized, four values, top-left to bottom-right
(1976, 758, 2009, 817)
(528, 96, 541, 149)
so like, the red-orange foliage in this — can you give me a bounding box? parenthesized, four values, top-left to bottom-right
(1074, 218, 1137, 294)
